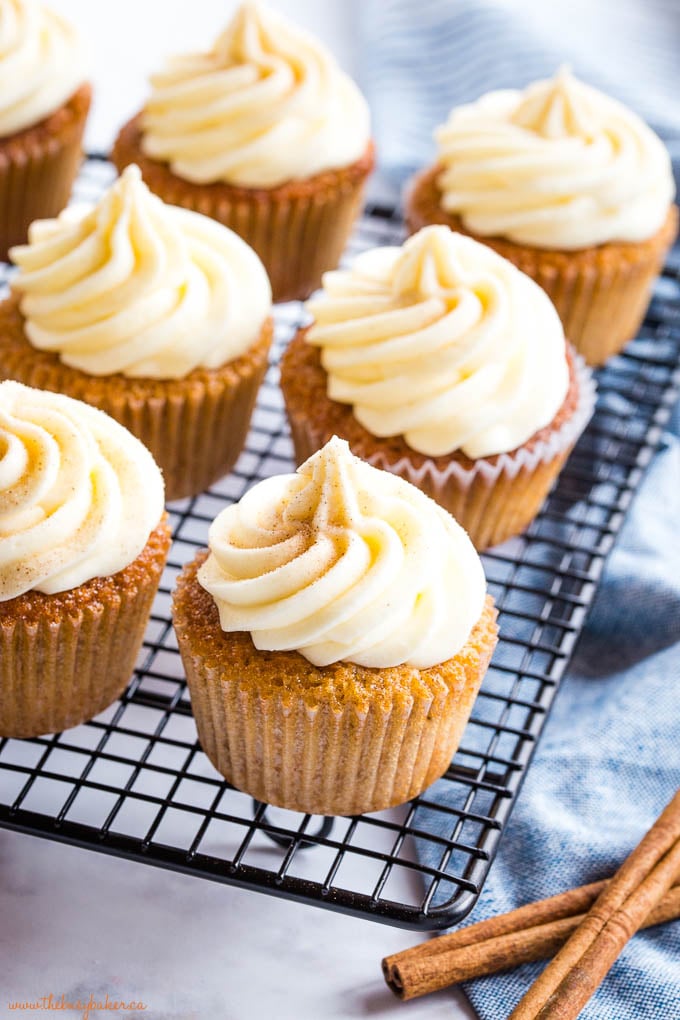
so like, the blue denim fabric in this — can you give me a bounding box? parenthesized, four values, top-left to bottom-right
(357, 0, 680, 189)
(360, 3, 680, 1013)
(407, 410, 680, 1019)
(460, 415, 680, 1018)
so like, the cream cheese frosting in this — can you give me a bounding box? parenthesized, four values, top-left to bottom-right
(0, 0, 87, 138)
(198, 436, 486, 669)
(10, 165, 272, 379)
(139, 1, 371, 188)
(306, 225, 569, 459)
(435, 67, 675, 250)
(0, 381, 164, 598)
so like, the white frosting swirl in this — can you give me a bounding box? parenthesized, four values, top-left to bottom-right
(435, 68, 675, 249)
(0, 0, 87, 137)
(306, 226, 569, 459)
(198, 436, 486, 669)
(140, 2, 370, 188)
(0, 381, 164, 598)
(10, 165, 272, 379)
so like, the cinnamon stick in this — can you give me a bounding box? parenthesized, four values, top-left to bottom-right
(382, 881, 680, 1000)
(509, 788, 680, 1019)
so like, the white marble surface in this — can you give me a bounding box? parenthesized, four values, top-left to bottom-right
(1, 2, 478, 1017)
(1, 829, 476, 1019)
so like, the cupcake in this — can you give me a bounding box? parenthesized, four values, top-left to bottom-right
(2, 165, 273, 501)
(406, 68, 678, 365)
(111, 2, 374, 302)
(0, 0, 91, 259)
(172, 436, 498, 816)
(280, 225, 596, 551)
(0, 381, 170, 738)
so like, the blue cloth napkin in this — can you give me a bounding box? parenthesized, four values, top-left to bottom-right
(358, 3, 680, 1015)
(458, 418, 680, 1019)
(357, 0, 680, 191)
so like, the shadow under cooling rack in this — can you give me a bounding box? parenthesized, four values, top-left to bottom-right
(1, 157, 679, 930)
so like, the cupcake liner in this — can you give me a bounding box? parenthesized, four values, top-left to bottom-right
(358, 352, 596, 551)
(0, 84, 91, 260)
(172, 553, 498, 816)
(406, 166, 679, 365)
(0, 296, 273, 500)
(0, 519, 171, 739)
(112, 116, 375, 302)
(282, 333, 596, 550)
(493, 215, 678, 366)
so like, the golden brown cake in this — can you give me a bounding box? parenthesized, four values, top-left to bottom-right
(111, 4, 374, 302)
(0, 521, 171, 738)
(0, 382, 171, 739)
(175, 553, 497, 816)
(0, 292, 273, 501)
(4, 166, 274, 501)
(172, 439, 498, 815)
(0, 84, 91, 260)
(0, 1, 91, 258)
(405, 69, 678, 365)
(280, 226, 596, 551)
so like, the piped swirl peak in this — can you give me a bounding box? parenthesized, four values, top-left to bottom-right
(140, 1, 370, 188)
(306, 227, 568, 459)
(10, 164, 271, 379)
(435, 68, 675, 249)
(198, 436, 486, 669)
(510, 66, 599, 140)
(214, 1, 305, 64)
(388, 224, 469, 302)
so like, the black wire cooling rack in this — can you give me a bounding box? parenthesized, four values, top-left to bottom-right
(0, 157, 679, 931)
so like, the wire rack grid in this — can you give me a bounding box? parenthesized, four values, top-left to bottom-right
(0, 157, 679, 931)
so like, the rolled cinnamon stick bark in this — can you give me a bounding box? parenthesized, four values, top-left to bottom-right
(383, 882, 680, 1000)
(509, 788, 680, 1020)
(383, 884, 680, 1000)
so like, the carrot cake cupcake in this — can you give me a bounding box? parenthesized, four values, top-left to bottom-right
(0, 0, 91, 258)
(173, 436, 498, 816)
(406, 68, 677, 364)
(0, 381, 170, 738)
(112, 2, 374, 302)
(2, 165, 273, 500)
(281, 225, 596, 550)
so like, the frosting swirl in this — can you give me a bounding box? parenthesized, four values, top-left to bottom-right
(198, 436, 486, 669)
(435, 68, 675, 249)
(306, 226, 569, 459)
(10, 165, 272, 379)
(140, 2, 370, 188)
(0, 0, 87, 137)
(0, 381, 164, 598)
